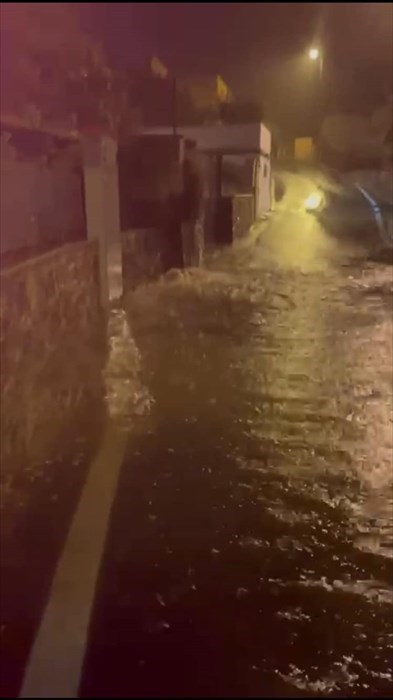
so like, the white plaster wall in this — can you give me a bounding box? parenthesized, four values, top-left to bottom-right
(83, 164, 109, 306)
(255, 155, 272, 218)
(82, 135, 122, 305)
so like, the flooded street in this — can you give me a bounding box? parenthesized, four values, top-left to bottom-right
(79, 185, 393, 697)
(1, 174, 392, 698)
(1, 1, 392, 694)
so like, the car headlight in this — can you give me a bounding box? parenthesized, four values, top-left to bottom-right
(304, 191, 324, 211)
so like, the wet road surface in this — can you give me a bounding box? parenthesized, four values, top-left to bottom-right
(2, 171, 393, 697)
(80, 174, 393, 697)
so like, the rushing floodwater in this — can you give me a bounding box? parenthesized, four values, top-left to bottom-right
(80, 223, 393, 698)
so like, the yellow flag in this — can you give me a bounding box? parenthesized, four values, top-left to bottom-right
(216, 75, 232, 103)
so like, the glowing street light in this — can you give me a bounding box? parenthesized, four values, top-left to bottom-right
(309, 47, 320, 61)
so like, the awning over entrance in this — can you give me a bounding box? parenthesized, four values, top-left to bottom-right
(143, 122, 271, 159)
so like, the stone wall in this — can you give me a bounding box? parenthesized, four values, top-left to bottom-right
(0, 241, 107, 497)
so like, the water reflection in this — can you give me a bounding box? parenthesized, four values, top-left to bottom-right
(118, 245, 393, 697)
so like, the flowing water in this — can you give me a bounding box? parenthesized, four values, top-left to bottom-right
(80, 227, 393, 697)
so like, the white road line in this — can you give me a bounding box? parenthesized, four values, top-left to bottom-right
(19, 424, 128, 699)
(355, 184, 392, 247)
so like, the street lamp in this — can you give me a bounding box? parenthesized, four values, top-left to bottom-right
(309, 47, 320, 61)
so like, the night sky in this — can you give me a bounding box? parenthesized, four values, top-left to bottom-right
(83, 3, 321, 78)
(81, 3, 393, 135)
